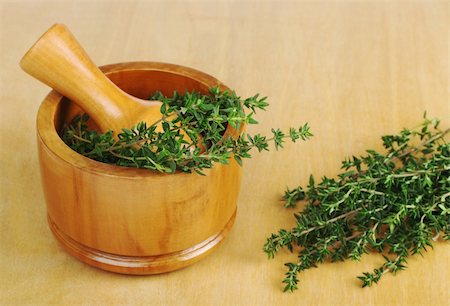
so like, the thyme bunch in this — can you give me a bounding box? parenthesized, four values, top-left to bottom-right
(264, 115, 449, 292)
(62, 87, 312, 174)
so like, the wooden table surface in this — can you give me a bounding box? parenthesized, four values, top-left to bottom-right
(1, 1, 449, 305)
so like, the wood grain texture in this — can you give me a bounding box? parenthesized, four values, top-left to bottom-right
(21, 24, 173, 136)
(1, 1, 448, 305)
(47, 210, 237, 275)
(36, 62, 241, 272)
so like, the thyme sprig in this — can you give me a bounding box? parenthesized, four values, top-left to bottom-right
(264, 115, 449, 292)
(62, 87, 312, 174)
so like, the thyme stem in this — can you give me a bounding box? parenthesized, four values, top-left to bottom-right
(265, 115, 450, 292)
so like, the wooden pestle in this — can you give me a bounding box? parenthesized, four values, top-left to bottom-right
(20, 24, 171, 137)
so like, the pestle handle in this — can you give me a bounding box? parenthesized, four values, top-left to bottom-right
(19, 23, 161, 134)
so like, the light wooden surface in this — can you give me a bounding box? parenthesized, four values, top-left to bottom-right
(1, 1, 449, 305)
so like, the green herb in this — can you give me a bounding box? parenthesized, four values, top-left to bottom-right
(62, 87, 312, 174)
(264, 114, 449, 292)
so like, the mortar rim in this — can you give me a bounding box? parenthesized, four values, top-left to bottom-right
(36, 61, 238, 178)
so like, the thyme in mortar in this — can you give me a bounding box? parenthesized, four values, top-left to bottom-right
(62, 87, 312, 174)
(264, 115, 449, 292)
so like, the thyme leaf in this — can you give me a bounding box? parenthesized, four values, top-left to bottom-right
(62, 87, 312, 173)
(264, 114, 449, 292)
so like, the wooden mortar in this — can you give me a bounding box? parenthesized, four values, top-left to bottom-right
(36, 61, 242, 274)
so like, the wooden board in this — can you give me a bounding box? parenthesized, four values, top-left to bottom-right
(1, 1, 448, 305)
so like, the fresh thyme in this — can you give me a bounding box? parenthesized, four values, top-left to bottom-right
(264, 115, 449, 292)
(62, 87, 312, 174)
